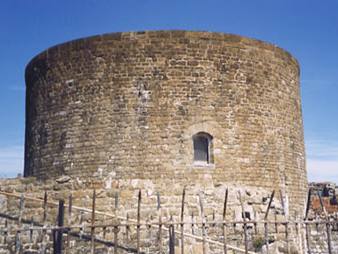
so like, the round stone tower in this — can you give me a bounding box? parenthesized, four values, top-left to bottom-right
(24, 31, 307, 212)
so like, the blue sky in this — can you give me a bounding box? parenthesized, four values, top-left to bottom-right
(0, 0, 338, 183)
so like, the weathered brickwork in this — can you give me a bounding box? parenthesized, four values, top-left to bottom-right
(24, 30, 307, 214)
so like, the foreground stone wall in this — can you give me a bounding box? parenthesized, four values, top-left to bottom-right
(1, 177, 337, 253)
(308, 222, 338, 254)
(0, 176, 310, 253)
(0, 176, 287, 228)
(24, 30, 307, 215)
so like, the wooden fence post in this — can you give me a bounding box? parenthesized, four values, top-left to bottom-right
(304, 188, 312, 254)
(263, 190, 275, 254)
(191, 212, 195, 235)
(79, 211, 84, 240)
(326, 221, 333, 254)
(114, 192, 119, 254)
(264, 222, 269, 254)
(15, 194, 24, 254)
(285, 222, 290, 254)
(125, 213, 129, 244)
(43, 191, 48, 223)
(137, 189, 141, 254)
(264, 190, 275, 220)
(29, 216, 33, 243)
(90, 189, 96, 254)
(4, 219, 7, 245)
(102, 215, 107, 239)
(41, 191, 48, 253)
(180, 187, 186, 254)
(169, 215, 175, 254)
(67, 194, 72, 252)
(238, 191, 248, 254)
(222, 188, 228, 254)
(54, 199, 65, 254)
(157, 192, 162, 254)
(198, 193, 207, 254)
(317, 191, 333, 254)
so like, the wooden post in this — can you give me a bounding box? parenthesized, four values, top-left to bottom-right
(238, 191, 248, 254)
(317, 189, 332, 254)
(326, 221, 333, 254)
(102, 215, 107, 239)
(15, 231, 21, 254)
(137, 189, 141, 254)
(30, 216, 33, 243)
(296, 221, 303, 254)
(157, 192, 162, 254)
(54, 199, 65, 254)
(243, 221, 249, 254)
(263, 190, 275, 254)
(114, 192, 119, 254)
(41, 191, 48, 253)
(114, 223, 119, 254)
(304, 188, 312, 254)
(191, 212, 195, 235)
(285, 222, 290, 254)
(317, 191, 332, 254)
(157, 192, 161, 210)
(4, 219, 7, 245)
(79, 211, 84, 240)
(43, 191, 48, 223)
(264, 190, 275, 220)
(180, 187, 186, 254)
(18, 194, 24, 226)
(317, 191, 327, 216)
(279, 190, 286, 215)
(304, 188, 312, 219)
(169, 215, 175, 254)
(254, 210, 258, 236)
(90, 189, 96, 254)
(15, 194, 24, 254)
(264, 222, 269, 254)
(67, 194, 72, 251)
(125, 213, 129, 244)
(222, 188, 228, 254)
(199, 193, 207, 254)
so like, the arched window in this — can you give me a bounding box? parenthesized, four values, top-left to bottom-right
(193, 132, 213, 165)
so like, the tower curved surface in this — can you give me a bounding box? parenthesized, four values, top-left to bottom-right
(24, 30, 307, 211)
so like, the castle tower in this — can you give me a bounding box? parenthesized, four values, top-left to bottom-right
(24, 31, 307, 214)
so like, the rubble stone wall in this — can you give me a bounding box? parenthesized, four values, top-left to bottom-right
(308, 222, 338, 254)
(0, 176, 287, 227)
(0, 176, 309, 253)
(1, 177, 337, 253)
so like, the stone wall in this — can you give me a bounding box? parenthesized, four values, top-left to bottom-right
(1, 177, 337, 253)
(308, 222, 338, 254)
(0, 176, 313, 253)
(24, 30, 307, 215)
(0, 176, 287, 226)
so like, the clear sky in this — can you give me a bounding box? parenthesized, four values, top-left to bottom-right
(0, 0, 337, 183)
